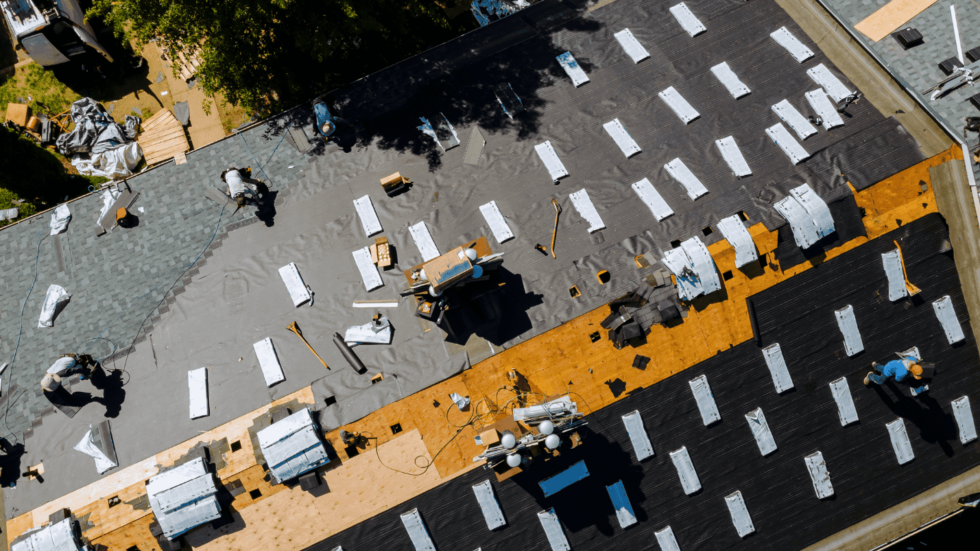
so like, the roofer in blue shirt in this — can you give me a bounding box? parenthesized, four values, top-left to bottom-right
(864, 355, 923, 386)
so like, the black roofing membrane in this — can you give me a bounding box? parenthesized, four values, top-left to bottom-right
(0, 0, 933, 515)
(304, 214, 980, 551)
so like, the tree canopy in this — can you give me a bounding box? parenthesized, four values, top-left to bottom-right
(88, 0, 472, 116)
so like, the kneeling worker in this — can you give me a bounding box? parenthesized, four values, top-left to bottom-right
(864, 354, 923, 387)
(221, 167, 264, 208)
(41, 354, 97, 401)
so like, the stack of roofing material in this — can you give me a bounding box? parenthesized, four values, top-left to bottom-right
(774, 184, 836, 249)
(661, 236, 721, 301)
(146, 457, 221, 540)
(10, 518, 90, 551)
(257, 408, 330, 484)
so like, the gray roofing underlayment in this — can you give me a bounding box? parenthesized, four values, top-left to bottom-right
(305, 213, 980, 551)
(0, 0, 931, 516)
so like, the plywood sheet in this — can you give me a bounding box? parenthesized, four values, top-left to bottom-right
(854, 0, 938, 42)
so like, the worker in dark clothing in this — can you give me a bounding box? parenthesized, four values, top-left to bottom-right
(864, 355, 923, 386)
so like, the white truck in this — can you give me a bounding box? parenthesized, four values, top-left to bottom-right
(1, 0, 113, 67)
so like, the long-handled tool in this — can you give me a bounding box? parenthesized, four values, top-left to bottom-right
(287, 321, 329, 369)
(550, 198, 561, 258)
(893, 240, 921, 296)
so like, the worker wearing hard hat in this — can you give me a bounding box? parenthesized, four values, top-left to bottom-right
(864, 355, 923, 386)
(40, 354, 97, 397)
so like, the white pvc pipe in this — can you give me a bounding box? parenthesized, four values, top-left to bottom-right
(952, 5, 965, 64)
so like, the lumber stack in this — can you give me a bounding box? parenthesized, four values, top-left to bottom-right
(137, 109, 190, 166)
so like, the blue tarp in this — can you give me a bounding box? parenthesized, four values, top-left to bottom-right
(539, 460, 590, 497)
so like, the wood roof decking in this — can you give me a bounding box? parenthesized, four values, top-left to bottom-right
(138, 109, 190, 166)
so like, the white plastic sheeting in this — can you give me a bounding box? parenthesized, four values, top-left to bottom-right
(49, 204, 71, 235)
(771, 26, 814, 63)
(663, 247, 703, 301)
(765, 123, 810, 164)
(188, 367, 209, 419)
(614, 29, 650, 63)
(38, 284, 69, 328)
(805, 452, 834, 499)
(606, 481, 637, 528)
(538, 508, 571, 551)
(835, 304, 864, 356)
(887, 418, 915, 465)
(715, 136, 751, 177)
(665, 158, 708, 199)
(952, 396, 978, 444)
(669, 446, 701, 494)
(278, 262, 312, 307)
(745, 408, 777, 456)
(933, 295, 966, 344)
(773, 184, 835, 249)
(353, 195, 383, 237)
(352, 246, 384, 292)
(603, 118, 642, 157)
(472, 480, 507, 530)
(556, 52, 589, 87)
(345, 318, 393, 346)
(724, 491, 755, 538)
(253, 337, 285, 387)
(772, 99, 817, 140)
(689, 374, 721, 425)
(659, 87, 700, 124)
(146, 457, 221, 539)
(762, 343, 794, 393)
(632, 178, 674, 221)
(681, 236, 721, 295)
(622, 410, 655, 461)
(655, 526, 681, 551)
(10, 518, 82, 551)
(74, 429, 118, 474)
(409, 222, 440, 262)
(710, 62, 751, 99)
(569, 189, 606, 233)
(534, 141, 569, 181)
(669, 3, 706, 36)
(479, 201, 515, 244)
(881, 249, 908, 302)
(805, 89, 844, 129)
(71, 142, 143, 180)
(807, 63, 852, 102)
(830, 377, 859, 426)
(258, 408, 330, 483)
(716, 215, 757, 268)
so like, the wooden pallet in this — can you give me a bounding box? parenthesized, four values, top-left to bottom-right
(161, 43, 202, 81)
(137, 109, 190, 166)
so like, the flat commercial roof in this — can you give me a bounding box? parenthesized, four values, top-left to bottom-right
(0, 0, 933, 518)
(305, 213, 980, 551)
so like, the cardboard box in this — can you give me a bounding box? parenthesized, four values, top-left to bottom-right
(479, 429, 500, 447)
(5, 103, 30, 127)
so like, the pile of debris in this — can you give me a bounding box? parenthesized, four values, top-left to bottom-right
(56, 98, 143, 179)
(601, 261, 687, 349)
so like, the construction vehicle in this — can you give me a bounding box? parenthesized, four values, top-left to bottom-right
(1, 0, 113, 68)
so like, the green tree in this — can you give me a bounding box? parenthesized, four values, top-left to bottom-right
(88, 0, 472, 116)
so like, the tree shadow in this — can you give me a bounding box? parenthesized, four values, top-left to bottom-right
(265, 5, 604, 171)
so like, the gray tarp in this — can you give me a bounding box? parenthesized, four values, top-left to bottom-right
(55, 98, 141, 156)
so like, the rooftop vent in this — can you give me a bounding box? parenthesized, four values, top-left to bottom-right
(893, 28, 923, 50)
